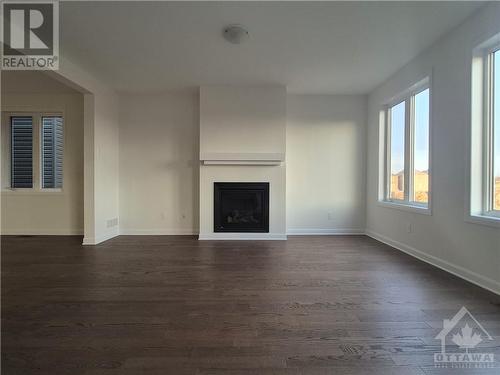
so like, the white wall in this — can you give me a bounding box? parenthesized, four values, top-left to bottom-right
(1, 72, 84, 235)
(200, 86, 286, 156)
(1, 58, 126, 244)
(92, 93, 120, 242)
(286, 95, 367, 234)
(118, 92, 199, 234)
(199, 86, 287, 239)
(52, 55, 121, 244)
(366, 3, 500, 294)
(116, 90, 367, 239)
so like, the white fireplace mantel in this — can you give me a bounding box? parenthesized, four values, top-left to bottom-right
(200, 152, 284, 166)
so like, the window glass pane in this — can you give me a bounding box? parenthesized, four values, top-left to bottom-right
(413, 89, 430, 204)
(42, 116, 63, 189)
(494, 50, 499, 211)
(389, 101, 405, 200)
(11, 116, 33, 188)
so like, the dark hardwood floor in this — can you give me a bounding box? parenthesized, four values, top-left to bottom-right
(2, 235, 500, 374)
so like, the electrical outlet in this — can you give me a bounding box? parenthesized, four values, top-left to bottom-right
(406, 223, 413, 233)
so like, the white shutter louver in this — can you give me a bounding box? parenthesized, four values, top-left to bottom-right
(42, 116, 64, 189)
(11, 117, 33, 188)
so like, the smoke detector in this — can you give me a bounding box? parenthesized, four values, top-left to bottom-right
(223, 25, 249, 44)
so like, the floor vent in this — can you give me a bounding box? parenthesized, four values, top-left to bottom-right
(340, 344, 363, 355)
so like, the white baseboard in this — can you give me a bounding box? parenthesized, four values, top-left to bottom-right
(82, 227, 119, 245)
(1, 229, 83, 235)
(287, 228, 365, 235)
(120, 229, 198, 235)
(198, 233, 287, 240)
(365, 229, 500, 296)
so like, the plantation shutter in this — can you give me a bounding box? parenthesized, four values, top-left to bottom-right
(11, 117, 33, 188)
(42, 116, 64, 188)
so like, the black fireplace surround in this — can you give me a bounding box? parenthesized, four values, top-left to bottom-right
(214, 182, 269, 233)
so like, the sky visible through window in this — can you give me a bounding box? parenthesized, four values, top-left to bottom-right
(390, 101, 405, 174)
(390, 91, 429, 174)
(414, 89, 430, 172)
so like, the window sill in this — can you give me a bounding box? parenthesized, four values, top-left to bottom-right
(466, 214, 500, 228)
(378, 200, 432, 215)
(1, 189, 64, 195)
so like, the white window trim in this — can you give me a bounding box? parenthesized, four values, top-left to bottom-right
(484, 45, 500, 218)
(1, 111, 65, 194)
(468, 34, 500, 228)
(379, 76, 432, 215)
(377, 200, 432, 215)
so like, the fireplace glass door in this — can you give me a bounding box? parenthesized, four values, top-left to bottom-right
(214, 182, 269, 233)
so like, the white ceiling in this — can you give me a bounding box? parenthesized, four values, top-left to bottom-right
(60, 1, 482, 94)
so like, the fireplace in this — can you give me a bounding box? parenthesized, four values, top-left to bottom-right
(214, 182, 269, 233)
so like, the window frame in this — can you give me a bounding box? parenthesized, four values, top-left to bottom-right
(468, 34, 500, 228)
(381, 77, 432, 214)
(1, 111, 64, 193)
(483, 44, 500, 218)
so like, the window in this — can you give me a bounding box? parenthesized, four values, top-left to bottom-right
(492, 49, 499, 212)
(413, 89, 430, 204)
(389, 101, 406, 200)
(2, 113, 64, 191)
(487, 48, 499, 214)
(11, 116, 33, 188)
(383, 79, 431, 210)
(42, 116, 64, 189)
(470, 37, 500, 225)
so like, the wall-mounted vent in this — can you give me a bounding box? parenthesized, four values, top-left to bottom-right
(107, 217, 118, 228)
